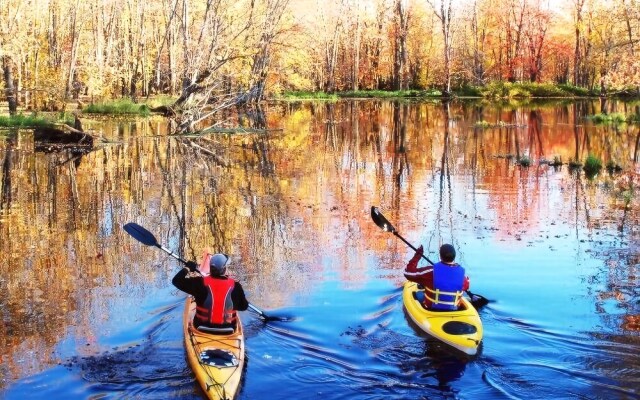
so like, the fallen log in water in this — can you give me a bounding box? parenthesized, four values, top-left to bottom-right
(33, 115, 101, 152)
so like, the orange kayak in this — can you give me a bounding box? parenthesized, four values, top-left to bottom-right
(182, 297, 245, 400)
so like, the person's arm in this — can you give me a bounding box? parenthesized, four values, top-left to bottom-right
(172, 262, 204, 298)
(462, 275, 470, 291)
(404, 245, 434, 286)
(231, 282, 249, 311)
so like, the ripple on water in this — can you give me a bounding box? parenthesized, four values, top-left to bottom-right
(290, 361, 342, 384)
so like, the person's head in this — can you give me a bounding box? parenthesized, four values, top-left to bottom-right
(209, 253, 229, 276)
(439, 244, 456, 263)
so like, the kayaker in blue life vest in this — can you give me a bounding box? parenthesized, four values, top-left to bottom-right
(172, 253, 249, 330)
(403, 244, 470, 310)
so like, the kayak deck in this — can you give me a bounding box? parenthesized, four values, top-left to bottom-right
(182, 297, 245, 400)
(402, 281, 483, 356)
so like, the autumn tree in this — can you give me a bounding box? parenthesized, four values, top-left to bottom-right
(243, 0, 291, 103)
(392, 0, 410, 90)
(427, 0, 454, 95)
(573, 0, 592, 87)
(523, 1, 551, 82)
(0, 0, 23, 114)
(468, 0, 487, 85)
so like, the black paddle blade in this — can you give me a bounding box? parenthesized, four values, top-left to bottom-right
(371, 206, 397, 233)
(248, 303, 295, 322)
(123, 222, 159, 247)
(262, 314, 295, 322)
(468, 291, 490, 309)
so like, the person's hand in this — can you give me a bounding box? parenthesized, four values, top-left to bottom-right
(406, 245, 424, 271)
(185, 261, 198, 272)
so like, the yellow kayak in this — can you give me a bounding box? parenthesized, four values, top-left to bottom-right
(182, 297, 245, 400)
(402, 281, 483, 356)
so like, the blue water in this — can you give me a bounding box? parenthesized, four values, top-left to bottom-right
(1, 100, 639, 399)
(4, 245, 636, 399)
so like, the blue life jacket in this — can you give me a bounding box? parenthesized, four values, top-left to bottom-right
(425, 262, 465, 310)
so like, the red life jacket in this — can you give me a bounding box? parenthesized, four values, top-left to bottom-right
(195, 276, 237, 326)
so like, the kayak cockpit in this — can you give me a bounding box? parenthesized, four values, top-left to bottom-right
(411, 288, 470, 312)
(196, 326, 236, 335)
(199, 349, 239, 368)
(442, 320, 478, 335)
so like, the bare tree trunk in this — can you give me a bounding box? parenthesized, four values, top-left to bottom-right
(65, 0, 83, 100)
(325, 29, 341, 92)
(352, 1, 361, 91)
(372, 2, 386, 89)
(48, 3, 62, 68)
(392, 0, 409, 90)
(573, 0, 585, 86)
(428, 0, 453, 95)
(471, 0, 485, 85)
(506, 0, 525, 83)
(621, 0, 635, 55)
(246, 0, 290, 103)
(2, 56, 18, 114)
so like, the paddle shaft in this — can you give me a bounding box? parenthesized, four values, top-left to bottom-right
(393, 231, 436, 265)
(396, 231, 486, 304)
(158, 244, 270, 320)
(247, 303, 266, 317)
(156, 243, 188, 264)
(370, 207, 489, 307)
(123, 222, 272, 320)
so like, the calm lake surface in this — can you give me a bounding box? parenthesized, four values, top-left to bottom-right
(1, 100, 639, 399)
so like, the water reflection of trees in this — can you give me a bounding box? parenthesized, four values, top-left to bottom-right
(1, 100, 638, 388)
(0, 118, 296, 386)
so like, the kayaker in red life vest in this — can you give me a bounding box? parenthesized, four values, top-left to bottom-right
(172, 253, 249, 330)
(403, 244, 470, 311)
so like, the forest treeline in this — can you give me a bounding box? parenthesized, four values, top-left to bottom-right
(0, 0, 639, 130)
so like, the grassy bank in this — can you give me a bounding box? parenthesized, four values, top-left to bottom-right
(0, 113, 75, 130)
(455, 82, 593, 98)
(83, 99, 151, 116)
(279, 91, 339, 100)
(279, 82, 635, 100)
(280, 89, 441, 100)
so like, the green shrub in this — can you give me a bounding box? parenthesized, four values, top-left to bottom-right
(627, 113, 640, 123)
(481, 81, 508, 98)
(479, 82, 593, 99)
(517, 156, 531, 167)
(455, 85, 482, 97)
(583, 153, 603, 178)
(557, 84, 591, 96)
(588, 113, 628, 124)
(0, 113, 74, 128)
(84, 99, 152, 115)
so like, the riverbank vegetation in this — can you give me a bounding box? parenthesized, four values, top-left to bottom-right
(0, 113, 75, 129)
(83, 99, 151, 116)
(0, 0, 639, 133)
(588, 112, 640, 124)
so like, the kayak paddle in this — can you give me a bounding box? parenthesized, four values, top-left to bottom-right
(370, 206, 490, 308)
(123, 222, 287, 322)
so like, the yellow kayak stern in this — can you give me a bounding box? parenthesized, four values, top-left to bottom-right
(182, 297, 245, 400)
(402, 281, 483, 356)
